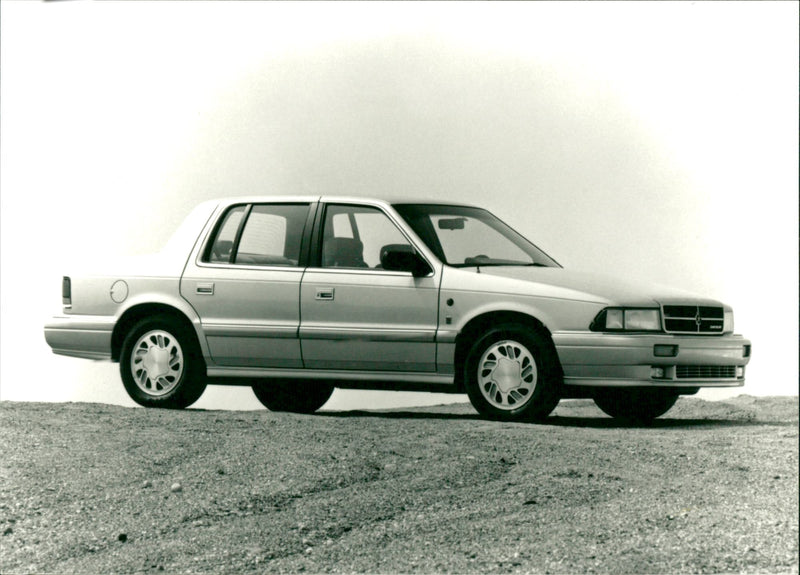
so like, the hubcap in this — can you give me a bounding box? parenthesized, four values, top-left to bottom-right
(478, 340, 537, 410)
(131, 330, 184, 397)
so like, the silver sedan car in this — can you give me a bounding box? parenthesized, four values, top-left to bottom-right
(44, 197, 751, 422)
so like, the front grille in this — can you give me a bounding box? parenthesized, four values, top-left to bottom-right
(663, 305, 724, 334)
(676, 365, 737, 379)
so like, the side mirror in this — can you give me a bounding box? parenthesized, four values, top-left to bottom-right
(380, 245, 432, 277)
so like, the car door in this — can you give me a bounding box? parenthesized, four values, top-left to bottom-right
(181, 201, 314, 368)
(299, 202, 439, 372)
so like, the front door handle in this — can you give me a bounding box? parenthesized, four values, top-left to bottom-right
(315, 288, 335, 301)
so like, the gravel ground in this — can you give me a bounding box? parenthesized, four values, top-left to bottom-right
(0, 395, 797, 574)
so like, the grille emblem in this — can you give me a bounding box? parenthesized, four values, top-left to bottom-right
(663, 304, 724, 334)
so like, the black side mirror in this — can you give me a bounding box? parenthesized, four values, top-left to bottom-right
(380, 245, 432, 277)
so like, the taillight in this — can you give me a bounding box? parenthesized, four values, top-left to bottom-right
(62, 276, 71, 306)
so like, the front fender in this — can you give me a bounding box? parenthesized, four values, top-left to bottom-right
(439, 292, 605, 344)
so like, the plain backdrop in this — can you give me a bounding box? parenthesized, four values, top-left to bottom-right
(1, 1, 798, 411)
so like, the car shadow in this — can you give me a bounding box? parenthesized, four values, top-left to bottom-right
(317, 410, 483, 421)
(317, 410, 785, 428)
(541, 415, 781, 429)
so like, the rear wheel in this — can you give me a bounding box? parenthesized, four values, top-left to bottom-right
(464, 324, 561, 422)
(593, 389, 679, 422)
(120, 316, 207, 409)
(252, 381, 334, 414)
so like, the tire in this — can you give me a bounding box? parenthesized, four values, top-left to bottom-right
(252, 380, 334, 414)
(464, 324, 561, 422)
(593, 389, 679, 422)
(120, 316, 207, 409)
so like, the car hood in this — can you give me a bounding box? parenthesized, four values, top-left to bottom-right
(472, 267, 726, 307)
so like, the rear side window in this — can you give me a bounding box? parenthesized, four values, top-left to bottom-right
(205, 203, 310, 267)
(207, 206, 246, 264)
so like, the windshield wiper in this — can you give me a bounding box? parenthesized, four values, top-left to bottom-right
(456, 261, 549, 268)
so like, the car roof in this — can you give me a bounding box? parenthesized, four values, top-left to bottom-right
(213, 195, 478, 209)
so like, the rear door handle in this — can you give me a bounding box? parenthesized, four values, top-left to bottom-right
(315, 288, 335, 301)
(196, 283, 215, 295)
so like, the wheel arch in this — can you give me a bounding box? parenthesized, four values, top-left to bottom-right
(453, 310, 563, 392)
(111, 303, 201, 362)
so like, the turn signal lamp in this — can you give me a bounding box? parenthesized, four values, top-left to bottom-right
(654, 344, 678, 357)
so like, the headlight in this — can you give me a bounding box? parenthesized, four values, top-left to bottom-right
(591, 308, 662, 332)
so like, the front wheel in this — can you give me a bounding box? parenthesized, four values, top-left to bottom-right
(120, 317, 207, 409)
(252, 381, 334, 414)
(593, 389, 679, 422)
(464, 324, 561, 422)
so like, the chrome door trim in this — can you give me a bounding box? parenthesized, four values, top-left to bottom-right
(207, 366, 455, 385)
(202, 323, 298, 339)
(195, 262, 310, 272)
(299, 326, 436, 342)
(301, 267, 422, 278)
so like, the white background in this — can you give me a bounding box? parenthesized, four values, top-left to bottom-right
(2, 2, 797, 411)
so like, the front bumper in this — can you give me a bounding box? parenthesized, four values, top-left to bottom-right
(552, 332, 751, 388)
(44, 315, 115, 360)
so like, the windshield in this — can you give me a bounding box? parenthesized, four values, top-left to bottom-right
(392, 204, 559, 268)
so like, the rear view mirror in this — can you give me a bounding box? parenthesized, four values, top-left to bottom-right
(437, 217, 466, 230)
(380, 245, 432, 277)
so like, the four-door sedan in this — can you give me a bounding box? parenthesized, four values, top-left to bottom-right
(44, 197, 751, 422)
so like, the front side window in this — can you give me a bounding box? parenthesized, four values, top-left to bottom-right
(320, 205, 411, 270)
(393, 204, 559, 268)
(205, 203, 310, 266)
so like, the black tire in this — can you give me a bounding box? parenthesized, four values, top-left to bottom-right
(252, 380, 334, 414)
(593, 389, 679, 422)
(119, 316, 207, 409)
(464, 324, 561, 422)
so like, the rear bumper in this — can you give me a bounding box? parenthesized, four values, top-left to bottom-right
(552, 332, 751, 388)
(44, 315, 115, 360)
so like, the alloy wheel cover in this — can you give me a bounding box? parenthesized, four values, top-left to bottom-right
(478, 339, 538, 410)
(130, 330, 184, 397)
